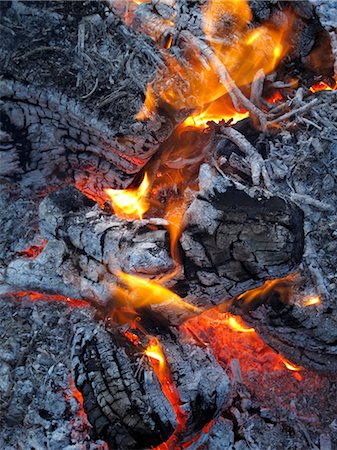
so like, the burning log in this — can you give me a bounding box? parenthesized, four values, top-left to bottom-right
(1, 1, 337, 448)
(2, 163, 303, 322)
(71, 320, 230, 448)
(71, 323, 177, 449)
(0, 79, 167, 198)
(0, 1, 184, 201)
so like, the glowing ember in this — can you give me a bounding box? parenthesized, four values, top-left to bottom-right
(17, 240, 47, 258)
(116, 271, 201, 314)
(146, 338, 187, 450)
(123, 329, 141, 346)
(310, 80, 337, 92)
(267, 91, 283, 104)
(183, 309, 307, 386)
(10, 291, 90, 308)
(105, 172, 150, 220)
(303, 295, 321, 306)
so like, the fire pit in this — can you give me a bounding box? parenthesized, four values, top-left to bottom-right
(0, 1, 337, 449)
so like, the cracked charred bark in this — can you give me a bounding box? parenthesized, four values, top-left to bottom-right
(1, 1, 337, 448)
(0, 1, 183, 201)
(71, 321, 230, 449)
(2, 164, 304, 320)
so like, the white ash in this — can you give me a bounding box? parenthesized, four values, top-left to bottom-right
(311, 0, 337, 31)
(0, 298, 106, 450)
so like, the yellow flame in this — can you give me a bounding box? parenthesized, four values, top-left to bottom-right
(137, 0, 294, 123)
(105, 173, 150, 220)
(310, 80, 337, 93)
(226, 316, 255, 333)
(280, 357, 302, 372)
(145, 339, 166, 374)
(182, 109, 249, 129)
(303, 295, 320, 306)
(117, 271, 201, 314)
(245, 29, 263, 46)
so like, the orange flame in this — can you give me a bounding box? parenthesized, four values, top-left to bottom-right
(236, 274, 296, 309)
(105, 172, 150, 220)
(182, 101, 249, 129)
(146, 338, 188, 450)
(166, 201, 185, 265)
(137, 1, 294, 123)
(303, 295, 321, 306)
(155, 200, 188, 283)
(136, 87, 156, 120)
(203, 0, 293, 87)
(116, 271, 201, 314)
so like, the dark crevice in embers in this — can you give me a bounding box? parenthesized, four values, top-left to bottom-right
(0, 110, 32, 173)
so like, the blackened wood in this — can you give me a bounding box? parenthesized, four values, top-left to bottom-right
(0, 2, 180, 200)
(71, 323, 177, 449)
(71, 321, 230, 449)
(230, 281, 337, 374)
(2, 164, 304, 323)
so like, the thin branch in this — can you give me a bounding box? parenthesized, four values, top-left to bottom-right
(180, 31, 268, 131)
(269, 98, 318, 125)
(220, 126, 272, 188)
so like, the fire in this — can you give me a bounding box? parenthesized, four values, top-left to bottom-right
(105, 172, 150, 220)
(280, 357, 303, 372)
(154, 199, 188, 283)
(145, 338, 166, 375)
(182, 103, 249, 129)
(165, 200, 185, 265)
(203, 0, 293, 87)
(183, 310, 306, 384)
(236, 274, 296, 309)
(267, 91, 283, 104)
(136, 86, 156, 120)
(10, 291, 90, 308)
(310, 80, 337, 93)
(116, 271, 201, 314)
(226, 315, 255, 333)
(17, 240, 47, 258)
(145, 338, 188, 450)
(279, 356, 303, 381)
(136, 0, 294, 123)
(303, 295, 321, 306)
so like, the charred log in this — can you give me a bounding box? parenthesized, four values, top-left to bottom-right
(231, 295, 337, 374)
(1, 163, 304, 322)
(71, 323, 176, 449)
(0, 1, 183, 201)
(71, 321, 230, 449)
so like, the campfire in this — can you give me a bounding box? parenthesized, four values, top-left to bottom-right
(1, 0, 337, 449)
